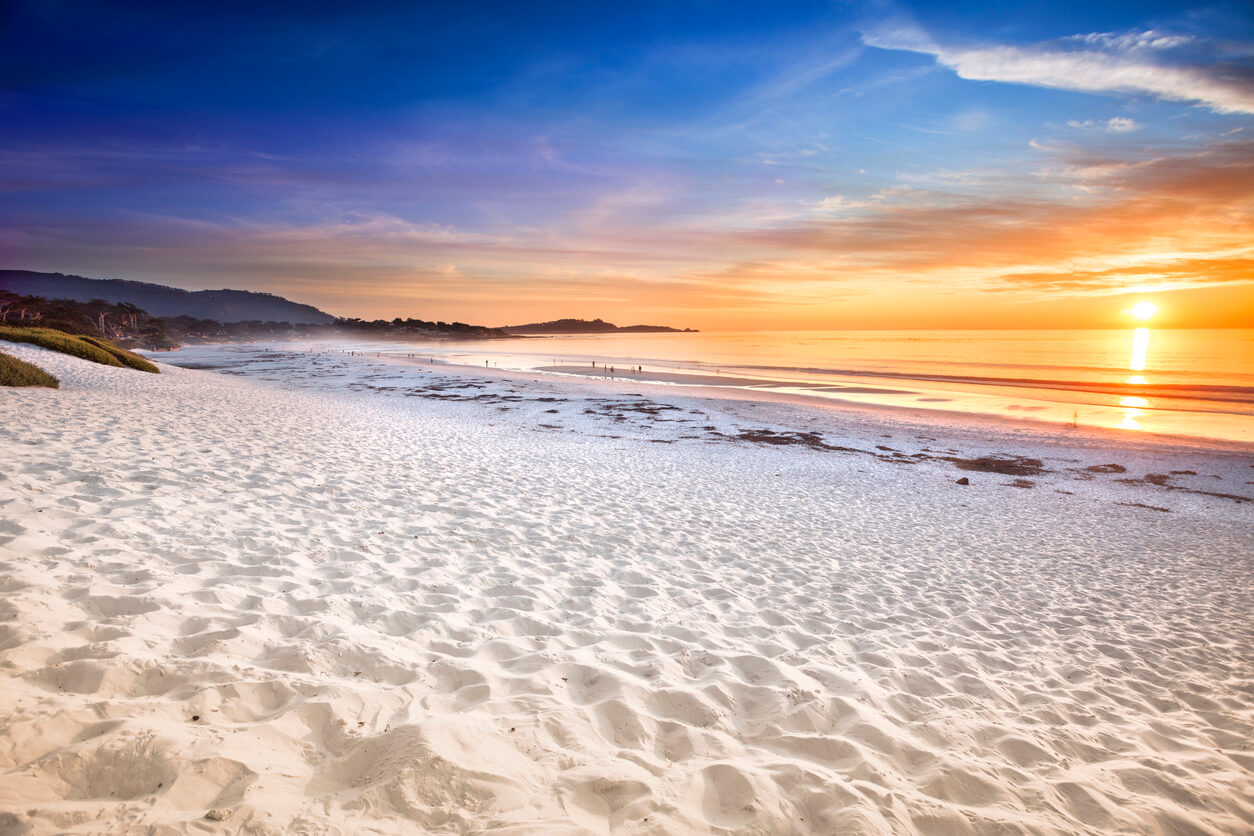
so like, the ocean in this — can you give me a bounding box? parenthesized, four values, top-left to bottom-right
(340, 329, 1254, 444)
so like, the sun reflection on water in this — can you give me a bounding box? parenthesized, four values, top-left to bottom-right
(1120, 327, 1151, 430)
(1129, 327, 1149, 371)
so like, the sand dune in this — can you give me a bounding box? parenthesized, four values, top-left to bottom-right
(1, 342, 1251, 834)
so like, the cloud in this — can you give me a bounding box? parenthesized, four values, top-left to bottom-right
(722, 140, 1254, 299)
(988, 253, 1254, 294)
(10, 140, 1251, 315)
(1067, 117, 1140, 132)
(864, 26, 1254, 115)
(1067, 30, 1195, 52)
(808, 194, 878, 214)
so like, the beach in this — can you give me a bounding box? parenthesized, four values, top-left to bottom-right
(1, 341, 1252, 834)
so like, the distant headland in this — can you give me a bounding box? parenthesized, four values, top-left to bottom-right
(0, 271, 698, 348)
(504, 318, 697, 335)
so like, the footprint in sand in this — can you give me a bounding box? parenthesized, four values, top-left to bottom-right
(693, 763, 758, 830)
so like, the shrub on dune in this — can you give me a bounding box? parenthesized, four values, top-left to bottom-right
(77, 335, 160, 373)
(0, 326, 121, 366)
(0, 326, 158, 373)
(0, 350, 59, 387)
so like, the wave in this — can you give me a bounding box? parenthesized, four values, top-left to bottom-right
(733, 364, 1254, 405)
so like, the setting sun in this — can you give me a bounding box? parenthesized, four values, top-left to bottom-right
(1130, 301, 1159, 321)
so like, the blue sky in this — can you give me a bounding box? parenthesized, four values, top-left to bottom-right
(2, 0, 1252, 327)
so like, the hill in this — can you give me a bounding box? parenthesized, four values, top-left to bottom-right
(0, 287, 509, 349)
(504, 318, 696, 334)
(0, 270, 336, 324)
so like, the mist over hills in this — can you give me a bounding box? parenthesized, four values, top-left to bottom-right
(0, 270, 336, 324)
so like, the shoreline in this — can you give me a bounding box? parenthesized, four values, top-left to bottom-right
(307, 335, 1254, 447)
(383, 346, 1254, 459)
(157, 342, 1254, 513)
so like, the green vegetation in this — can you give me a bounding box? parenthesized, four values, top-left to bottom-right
(78, 335, 160, 373)
(0, 326, 159, 373)
(0, 350, 59, 387)
(0, 326, 121, 366)
(1, 290, 177, 349)
(0, 325, 121, 365)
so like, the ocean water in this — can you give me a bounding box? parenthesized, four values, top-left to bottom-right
(343, 329, 1254, 443)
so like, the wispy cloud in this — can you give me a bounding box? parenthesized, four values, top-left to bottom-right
(864, 26, 1254, 114)
(1067, 117, 1141, 132)
(9, 138, 1252, 323)
(988, 252, 1254, 294)
(720, 140, 1254, 298)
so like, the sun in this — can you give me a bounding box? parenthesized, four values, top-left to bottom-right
(1129, 301, 1158, 321)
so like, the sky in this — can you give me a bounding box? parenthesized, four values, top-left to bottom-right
(2, 0, 1252, 329)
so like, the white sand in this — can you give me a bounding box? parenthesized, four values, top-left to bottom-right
(1, 341, 1251, 835)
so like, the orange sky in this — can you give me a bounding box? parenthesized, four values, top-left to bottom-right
(161, 139, 1254, 329)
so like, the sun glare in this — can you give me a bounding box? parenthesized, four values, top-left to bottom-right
(1129, 301, 1158, 321)
(1129, 327, 1149, 371)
